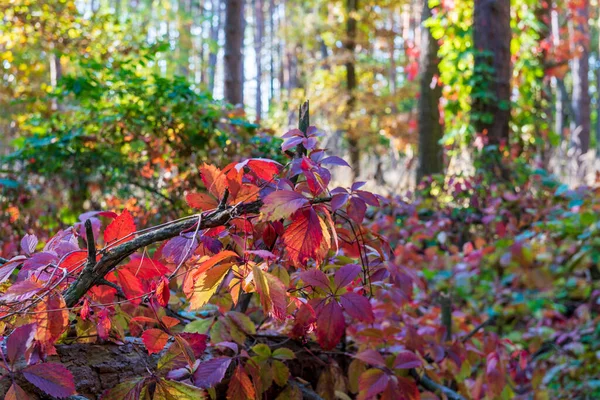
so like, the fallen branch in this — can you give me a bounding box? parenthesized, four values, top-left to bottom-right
(409, 369, 466, 400)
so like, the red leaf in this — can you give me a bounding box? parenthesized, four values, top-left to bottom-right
(394, 351, 422, 369)
(282, 208, 330, 267)
(199, 163, 227, 198)
(299, 269, 330, 290)
(486, 352, 506, 396)
(178, 333, 208, 357)
(59, 251, 88, 273)
(358, 368, 389, 399)
(193, 357, 232, 388)
(0, 279, 42, 303)
(185, 192, 218, 211)
(333, 264, 361, 290)
(116, 268, 145, 305)
(253, 266, 288, 320)
(261, 190, 309, 221)
(34, 292, 68, 344)
(104, 209, 136, 245)
(7, 324, 36, 367)
(291, 303, 316, 339)
(355, 349, 386, 367)
(355, 190, 379, 206)
(155, 277, 170, 307)
(0, 256, 26, 284)
(22, 363, 75, 398)
(123, 256, 171, 280)
(192, 250, 239, 278)
(80, 299, 90, 321)
(340, 292, 374, 323)
(5, 383, 30, 400)
(142, 329, 170, 354)
(97, 309, 112, 340)
(227, 365, 256, 400)
(316, 299, 345, 350)
(237, 158, 282, 181)
(347, 197, 367, 223)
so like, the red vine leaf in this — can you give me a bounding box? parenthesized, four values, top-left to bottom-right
(142, 329, 170, 354)
(5, 383, 30, 400)
(316, 299, 345, 350)
(282, 208, 330, 267)
(261, 190, 309, 221)
(227, 365, 256, 400)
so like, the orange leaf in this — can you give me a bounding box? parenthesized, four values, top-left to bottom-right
(116, 268, 145, 305)
(227, 365, 256, 400)
(104, 209, 136, 245)
(192, 250, 239, 279)
(142, 329, 170, 354)
(185, 193, 218, 211)
(282, 209, 330, 267)
(200, 164, 227, 199)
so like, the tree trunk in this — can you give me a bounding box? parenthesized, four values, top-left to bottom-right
(472, 0, 511, 148)
(254, 0, 265, 122)
(417, 0, 444, 181)
(268, 0, 276, 107)
(570, 0, 590, 155)
(177, 0, 192, 78)
(208, 0, 222, 95)
(224, 0, 245, 105)
(346, 0, 360, 178)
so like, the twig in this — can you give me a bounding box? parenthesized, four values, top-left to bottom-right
(461, 315, 497, 343)
(409, 369, 466, 400)
(84, 219, 96, 268)
(98, 279, 127, 299)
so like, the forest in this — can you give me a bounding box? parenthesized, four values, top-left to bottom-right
(0, 0, 599, 399)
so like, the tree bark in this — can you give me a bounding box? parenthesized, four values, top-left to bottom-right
(208, 0, 222, 95)
(570, 0, 590, 154)
(417, 0, 444, 181)
(345, 0, 360, 178)
(472, 0, 511, 148)
(177, 0, 192, 78)
(224, 0, 245, 105)
(254, 0, 265, 122)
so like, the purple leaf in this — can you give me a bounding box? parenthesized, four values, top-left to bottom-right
(0, 256, 26, 284)
(340, 292, 374, 323)
(20, 234, 38, 256)
(351, 181, 367, 191)
(22, 363, 76, 398)
(355, 190, 380, 207)
(334, 264, 361, 290)
(0, 280, 42, 303)
(193, 357, 232, 388)
(7, 323, 36, 367)
(330, 193, 349, 212)
(162, 235, 199, 265)
(347, 197, 367, 224)
(299, 269, 331, 290)
(355, 349, 386, 367)
(320, 156, 350, 168)
(281, 136, 304, 152)
(394, 350, 422, 369)
(281, 128, 303, 138)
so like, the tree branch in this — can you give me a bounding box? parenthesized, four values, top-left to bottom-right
(409, 369, 466, 400)
(461, 315, 497, 343)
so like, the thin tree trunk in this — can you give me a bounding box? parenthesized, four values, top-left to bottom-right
(268, 0, 276, 107)
(473, 0, 511, 154)
(224, 0, 245, 105)
(570, 0, 590, 154)
(177, 0, 192, 78)
(254, 0, 265, 122)
(346, 0, 360, 178)
(389, 13, 397, 96)
(208, 0, 222, 95)
(417, 0, 443, 181)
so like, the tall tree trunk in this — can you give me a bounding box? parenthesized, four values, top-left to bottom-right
(551, 7, 565, 141)
(473, 0, 511, 154)
(177, 0, 192, 78)
(417, 0, 443, 181)
(345, 0, 360, 178)
(208, 0, 222, 95)
(268, 0, 276, 107)
(254, 0, 265, 122)
(570, 0, 590, 155)
(224, 0, 245, 105)
(389, 13, 397, 96)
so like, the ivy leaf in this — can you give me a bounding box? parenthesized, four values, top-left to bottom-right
(193, 357, 232, 388)
(282, 208, 330, 267)
(227, 365, 256, 400)
(261, 190, 309, 221)
(357, 368, 389, 400)
(394, 351, 422, 369)
(22, 363, 76, 399)
(316, 299, 345, 350)
(142, 329, 170, 354)
(339, 292, 374, 323)
(154, 378, 206, 399)
(5, 383, 30, 400)
(333, 264, 361, 290)
(104, 209, 136, 245)
(6, 323, 36, 367)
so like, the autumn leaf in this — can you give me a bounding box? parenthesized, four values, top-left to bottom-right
(156, 276, 170, 307)
(339, 292, 374, 323)
(261, 190, 309, 221)
(193, 357, 232, 388)
(154, 378, 206, 399)
(0, 279, 42, 303)
(394, 351, 422, 369)
(200, 163, 227, 198)
(22, 363, 76, 399)
(357, 368, 389, 400)
(142, 329, 170, 354)
(186, 192, 218, 211)
(6, 323, 36, 367)
(116, 268, 145, 305)
(316, 299, 345, 350)
(355, 349, 386, 367)
(236, 158, 282, 181)
(5, 383, 29, 400)
(187, 262, 231, 310)
(282, 208, 330, 267)
(192, 250, 239, 279)
(299, 268, 330, 290)
(100, 377, 146, 400)
(227, 365, 256, 400)
(333, 264, 361, 291)
(253, 265, 288, 320)
(104, 209, 136, 245)
(34, 292, 68, 344)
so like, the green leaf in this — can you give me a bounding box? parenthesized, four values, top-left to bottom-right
(252, 343, 272, 360)
(272, 347, 295, 361)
